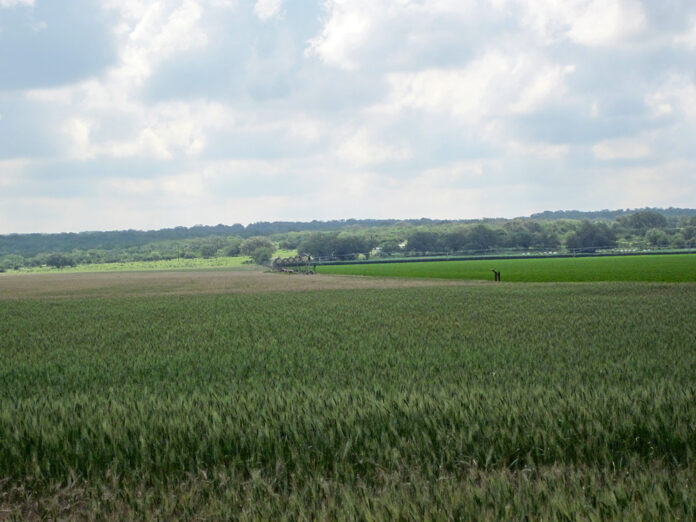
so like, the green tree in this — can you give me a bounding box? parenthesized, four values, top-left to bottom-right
(443, 228, 469, 251)
(406, 231, 443, 253)
(332, 234, 373, 260)
(623, 210, 668, 230)
(670, 233, 686, 249)
(251, 246, 274, 265)
(377, 239, 402, 256)
(240, 236, 275, 256)
(46, 253, 75, 269)
(645, 228, 670, 247)
(296, 232, 336, 258)
(566, 221, 616, 252)
(466, 224, 499, 251)
(200, 245, 218, 258)
(223, 237, 243, 257)
(1, 254, 25, 270)
(502, 223, 533, 249)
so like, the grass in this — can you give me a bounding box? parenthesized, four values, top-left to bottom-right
(318, 253, 696, 282)
(1, 249, 298, 275)
(1, 274, 695, 519)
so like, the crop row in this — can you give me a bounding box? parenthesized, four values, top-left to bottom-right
(318, 253, 696, 282)
(1, 283, 695, 517)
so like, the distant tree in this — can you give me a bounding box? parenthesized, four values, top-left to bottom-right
(251, 246, 274, 265)
(466, 224, 499, 251)
(622, 210, 668, 230)
(296, 232, 336, 258)
(224, 244, 239, 256)
(502, 223, 533, 249)
(377, 239, 402, 256)
(406, 231, 442, 253)
(682, 226, 696, 241)
(670, 233, 686, 249)
(443, 228, 468, 251)
(532, 230, 561, 249)
(26, 254, 48, 268)
(332, 234, 373, 260)
(566, 221, 616, 252)
(0, 254, 24, 270)
(84, 250, 104, 264)
(683, 227, 696, 248)
(278, 234, 303, 250)
(200, 244, 218, 258)
(645, 228, 670, 247)
(46, 253, 74, 269)
(240, 236, 275, 256)
(223, 237, 243, 257)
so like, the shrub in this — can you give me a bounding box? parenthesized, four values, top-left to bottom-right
(241, 237, 275, 256)
(252, 246, 274, 265)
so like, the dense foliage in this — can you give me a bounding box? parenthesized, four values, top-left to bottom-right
(530, 206, 696, 220)
(0, 219, 444, 258)
(2, 209, 696, 270)
(1, 282, 695, 518)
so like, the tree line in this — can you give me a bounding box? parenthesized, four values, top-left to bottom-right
(290, 211, 696, 260)
(2, 210, 696, 271)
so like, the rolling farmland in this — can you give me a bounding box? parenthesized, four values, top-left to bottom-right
(318, 253, 696, 282)
(1, 270, 695, 519)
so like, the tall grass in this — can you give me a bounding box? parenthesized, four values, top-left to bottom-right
(1, 283, 695, 518)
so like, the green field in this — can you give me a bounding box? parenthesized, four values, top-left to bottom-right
(1, 272, 695, 519)
(0, 250, 298, 275)
(318, 253, 696, 282)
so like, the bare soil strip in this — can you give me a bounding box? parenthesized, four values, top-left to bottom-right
(0, 269, 479, 300)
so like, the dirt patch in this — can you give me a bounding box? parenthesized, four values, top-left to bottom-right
(0, 269, 481, 300)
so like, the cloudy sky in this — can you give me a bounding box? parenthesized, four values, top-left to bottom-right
(1, 0, 695, 233)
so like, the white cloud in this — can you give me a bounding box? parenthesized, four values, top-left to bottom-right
(0, 160, 29, 188)
(597, 161, 695, 207)
(644, 92, 673, 118)
(674, 20, 696, 48)
(376, 51, 574, 123)
(61, 118, 94, 160)
(335, 128, 412, 167)
(109, 102, 230, 159)
(306, 1, 372, 69)
(3, 0, 696, 233)
(305, 0, 486, 70)
(510, 64, 576, 114)
(254, 0, 283, 21)
(51, 99, 233, 161)
(0, 0, 33, 8)
(593, 135, 652, 160)
(507, 140, 569, 159)
(124, 1, 208, 79)
(22, 2, 226, 163)
(509, 0, 647, 47)
(384, 170, 497, 219)
(647, 76, 696, 124)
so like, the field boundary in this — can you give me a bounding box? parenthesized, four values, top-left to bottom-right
(315, 248, 696, 266)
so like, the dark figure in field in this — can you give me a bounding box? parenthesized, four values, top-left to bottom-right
(491, 269, 501, 282)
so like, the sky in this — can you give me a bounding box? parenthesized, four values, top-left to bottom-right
(1, 0, 696, 233)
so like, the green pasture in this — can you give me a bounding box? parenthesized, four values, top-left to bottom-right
(319, 253, 696, 282)
(1, 281, 695, 518)
(0, 249, 297, 275)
